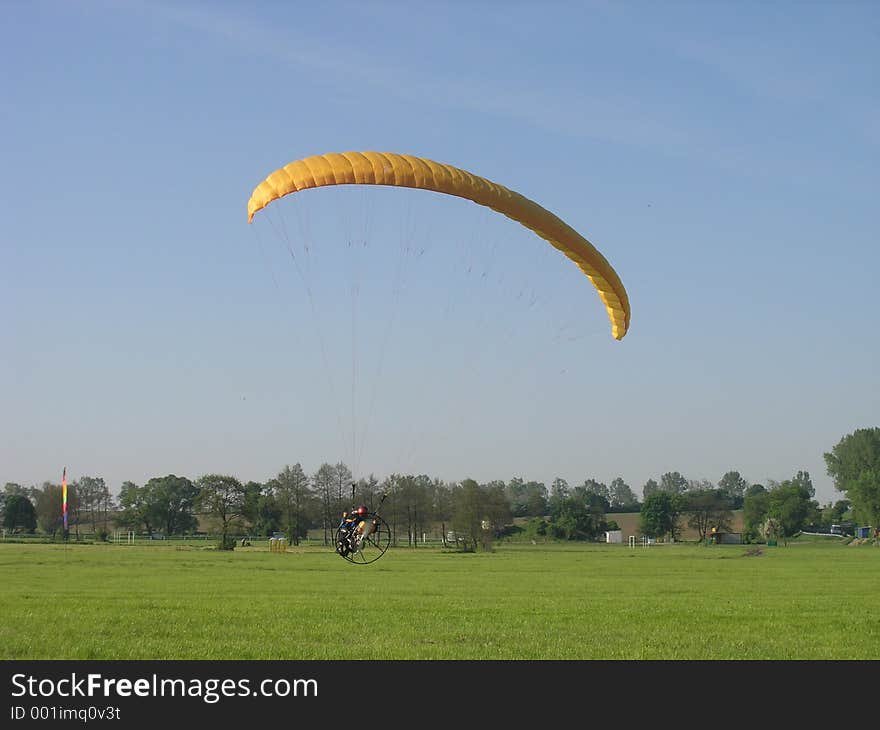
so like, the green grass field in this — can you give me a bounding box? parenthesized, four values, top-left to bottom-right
(1, 540, 877, 660)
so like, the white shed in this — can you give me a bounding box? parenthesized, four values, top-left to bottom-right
(604, 530, 623, 544)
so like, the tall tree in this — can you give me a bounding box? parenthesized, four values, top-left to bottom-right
(550, 477, 570, 500)
(397, 474, 420, 546)
(75, 476, 111, 533)
(313, 463, 337, 545)
(506, 477, 526, 517)
(659, 471, 688, 494)
(551, 494, 604, 541)
(381, 473, 404, 544)
(33, 482, 64, 536)
(580, 479, 610, 504)
(824, 427, 880, 527)
(686, 489, 733, 541)
(272, 463, 313, 545)
(742, 484, 769, 543)
(819, 500, 851, 530)
(239, 481, 281, 536)
(116, 481, 159, 534)
(143, 475, 199, 536)
(431, 478, 455, 531)
(355, 474, 382, 510)
(791, 470, 815, 499)
(334, 462, 354, 515)
(408, 474, 437, 546)
(609, 477, 638, 510)
(451, 479, 485, 551)
(482, 480, 512, 536)
(195, 474, 245, 549)
(2, 483, 25, 523)
(507, 478, 547, 518)
(718, 471, 749, 507)
(639, 491, 685, 541)
(642, 478, 659, 500)
(523, 481, 549, 517)
(3, 494, 37, 533)
(3, 482, 27, 497)
(766, 473, 819, 544)
(450, 479, 509, 551)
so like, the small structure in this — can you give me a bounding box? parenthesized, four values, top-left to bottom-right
(709, 530, 742, 545)
(604, 530, 623, 544)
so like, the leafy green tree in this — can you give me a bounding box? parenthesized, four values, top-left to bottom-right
(573, 483, 610, 515)
(687, 478, 714, 493)
(609, 477, 638, 510)
(451, 479, 486, 551)
(395, 474, 436, 546)
(659, 471, 688, 494)
(429, 477, 455, 532)
(505, 477, 526, 516)
(313, 463, 338, 545)
(742, 484, 769, 543)
(241, 481, 282, 536)
(550, 477, 570, 500)
(642, 478, 659, 499)
(523, 482, 548, 517)
(33, 482, 64, 536)
(355, 474, 382, 510)
(546, 477, 570, 518)
(450, 479, 510, 551)
(506, 477, 548, 517)
(195, 474, 246, 550)
(142, 475, 198, 536)
(523, 517, 549, 540)
(830, 499, 851, 521)
(791, 470, 815, 498)
(333, 462, 353, 516)
(483, 480, 512, 536)
(580, 479, 610, 504)
(75, 476, 113, 534)
(381, 473, 405, 545)
(271, 464, 314, 545)
(2, 483, 27, 524)
(551, 496, 602, 541)
(241, 481, 264, 529)
(686, 489, 733, 541)
(546, 484, 609, 541)
(819, 500, 851, 530)
(766, 473, 819, 544)
(824, 427, 880, 528)
(718, 471, 749, 507)
(116, 481, 159, 534)
(639, 491, 685, 541)
(3, 494, 37, 533)
(551, 499, 592, 540)
(3, 482, 27, 497)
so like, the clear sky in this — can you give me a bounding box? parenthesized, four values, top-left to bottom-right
(2, 0, 878, 504)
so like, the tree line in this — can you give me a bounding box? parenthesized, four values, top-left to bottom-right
(2, 427, 876, 548)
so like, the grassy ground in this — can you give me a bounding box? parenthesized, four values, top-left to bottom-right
(1, 540, 876, 660)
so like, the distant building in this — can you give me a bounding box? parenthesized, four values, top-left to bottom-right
(709, 531, 742, 545)
(604, 530, 623, 544)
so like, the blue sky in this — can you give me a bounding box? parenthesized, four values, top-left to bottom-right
(2, 0, 877, 504)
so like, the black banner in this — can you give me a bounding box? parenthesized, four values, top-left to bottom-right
(1, 660, 872, 723)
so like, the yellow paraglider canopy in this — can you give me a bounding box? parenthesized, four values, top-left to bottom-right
(247, 151, 630, 340)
